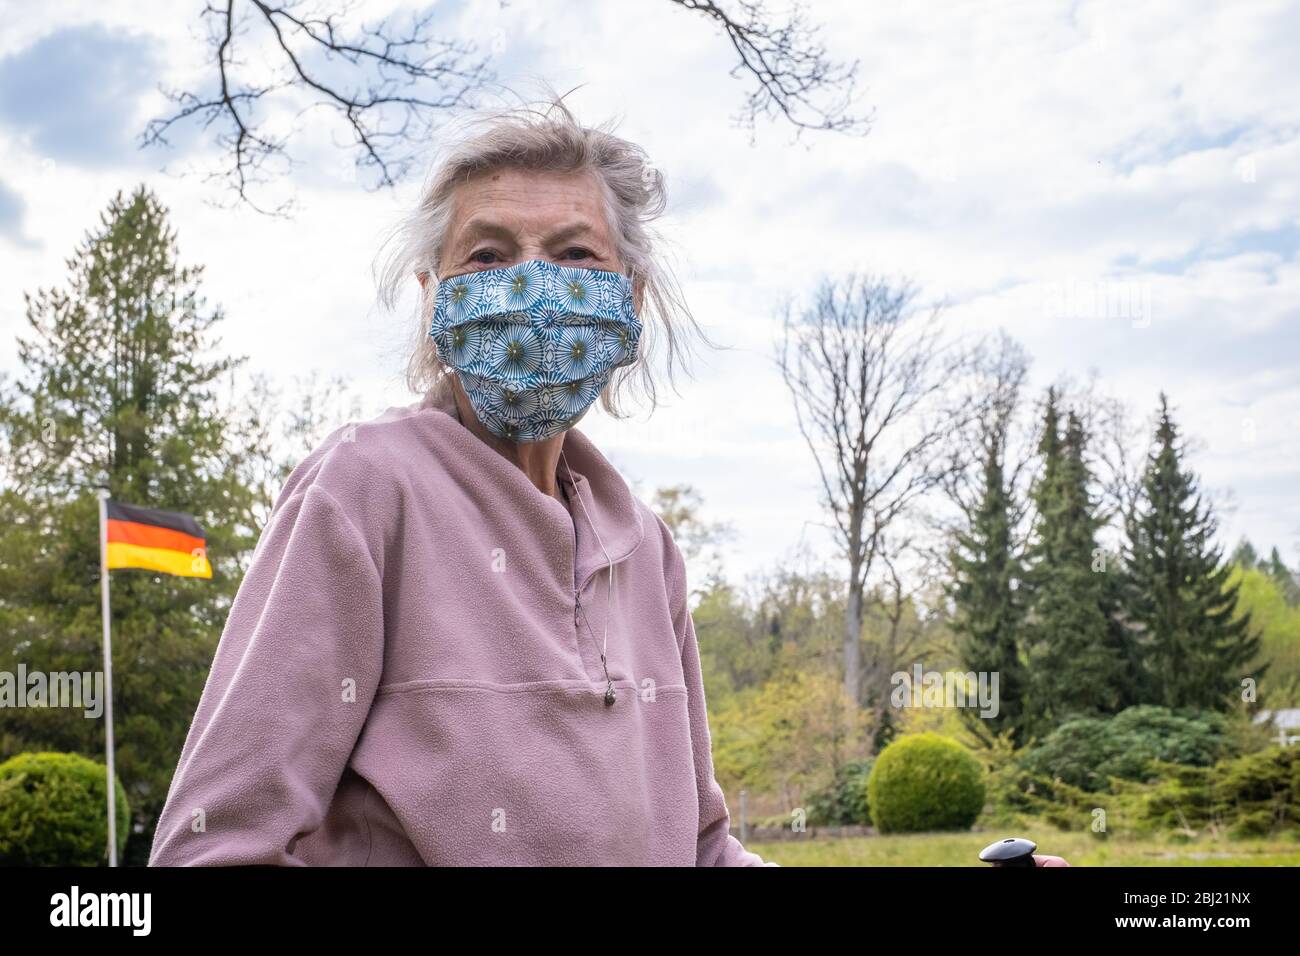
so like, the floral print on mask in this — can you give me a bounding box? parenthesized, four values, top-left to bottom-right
(429, 259, 642, 443)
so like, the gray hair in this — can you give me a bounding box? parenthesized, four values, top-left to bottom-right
(375, 96, 711, 419)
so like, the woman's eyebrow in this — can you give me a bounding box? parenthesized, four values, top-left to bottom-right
(456, 217, 516, 244)
(452, 218, 606, 251)
(545, 221, 600, 245)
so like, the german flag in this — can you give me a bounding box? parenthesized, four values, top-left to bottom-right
(105, 501, 212, 579)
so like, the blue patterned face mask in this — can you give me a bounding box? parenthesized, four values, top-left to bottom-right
(429, 259, 642, 443)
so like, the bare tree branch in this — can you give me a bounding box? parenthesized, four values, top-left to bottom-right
(142, 0, 495, 214)
(1072, 374, 1151, 529)
(145, 1, 867, 212)
(670, 0, 870, 137)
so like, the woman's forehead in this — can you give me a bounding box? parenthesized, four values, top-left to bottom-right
(447, 168, 610, 243)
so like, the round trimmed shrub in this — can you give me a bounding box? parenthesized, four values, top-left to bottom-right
(0, 752, 130, 866)
(868, 733, 985, 834)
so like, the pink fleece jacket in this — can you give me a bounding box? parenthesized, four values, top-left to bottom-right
(149, 388, 771, 866)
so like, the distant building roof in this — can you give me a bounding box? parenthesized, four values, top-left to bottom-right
(1253, 708, 1300, 729)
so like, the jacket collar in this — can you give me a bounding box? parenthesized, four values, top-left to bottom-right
(421, 387, 645, 589)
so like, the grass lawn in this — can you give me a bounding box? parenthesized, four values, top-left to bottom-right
(746, 829, 1300, 866)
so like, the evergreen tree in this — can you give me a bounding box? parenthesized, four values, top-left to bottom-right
(1098, 545, 1147, 709)
(1030, 388, 1064, 559)
(1263, 546, 1300, 606)
(1121, 395, 1262, 710)
(1019, 389, 1062, 738)
(950, 412, 1030, 746)
(0, 186, 272, 863)
(1023, 407, 1125, 731)
(1231, 538, 1260, 570)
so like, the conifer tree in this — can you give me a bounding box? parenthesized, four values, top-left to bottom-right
(0, 186, 272, 863)
(1231, 538, 1260, 570)
(1121, 395, 1261, 709)
(1263, 546, 1300, 606)
(950, 413, 1029, 745)
(1023, 397, 1125, 732)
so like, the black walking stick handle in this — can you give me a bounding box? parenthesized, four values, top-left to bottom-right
(979, 837, 1039, 867)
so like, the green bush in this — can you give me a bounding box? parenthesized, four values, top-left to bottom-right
(868, 733, 985, 834)
(1112, 761, 1214, 835)
(1214, 745, 1300, 837)
(1107, 746, 1300, 838)
(805, 759, 874, 826)
(1019, 706, 1229, 793)
(0, 752, 130, 866)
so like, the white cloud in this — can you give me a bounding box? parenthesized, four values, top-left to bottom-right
(1, 0, 1297, 582)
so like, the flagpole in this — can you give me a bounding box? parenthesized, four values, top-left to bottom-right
(96, 487, 117, 868)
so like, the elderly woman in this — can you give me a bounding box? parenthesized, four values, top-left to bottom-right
(149, 101, 773, 866)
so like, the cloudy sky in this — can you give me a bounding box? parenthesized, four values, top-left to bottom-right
(1, 0, 1297, 588)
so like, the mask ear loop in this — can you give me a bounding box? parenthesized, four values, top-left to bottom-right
(561, 446, 616, 706)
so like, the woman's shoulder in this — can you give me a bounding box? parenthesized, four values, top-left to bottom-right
(634, 497, 691, 614)
(267, 396, 458, 551)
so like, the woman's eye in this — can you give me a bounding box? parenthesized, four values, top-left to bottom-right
(470, 249, 501, 265)
(561, 247, 593, 261)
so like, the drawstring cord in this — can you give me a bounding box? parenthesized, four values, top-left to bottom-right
(561, 447, 617, 706)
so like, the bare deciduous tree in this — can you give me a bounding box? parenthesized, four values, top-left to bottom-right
(777, 273, 971, 720)
(1079, 382, 1149, 528)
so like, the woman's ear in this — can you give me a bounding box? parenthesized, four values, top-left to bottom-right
(417, 270, 430, 290)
